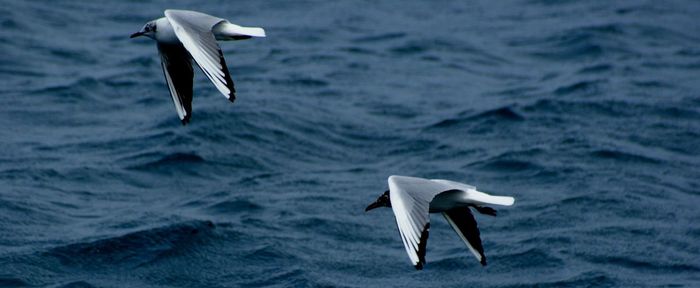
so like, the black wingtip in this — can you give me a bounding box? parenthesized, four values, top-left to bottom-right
(480, 257, 487, 266)
(415, 223, 430, 270)
(180, 115, 191, 125)
(217, 49, 237, 104)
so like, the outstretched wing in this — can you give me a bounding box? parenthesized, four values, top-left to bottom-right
(443, 207, 487, 266)
(158, 42, 193, 124)
(431, 179, 515, 206)
(165, 9, 236, 101)
(388, 176, 453, 270)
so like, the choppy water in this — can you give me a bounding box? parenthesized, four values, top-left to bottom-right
(1, 0, 700, 287)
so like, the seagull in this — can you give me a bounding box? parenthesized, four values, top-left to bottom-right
(365, 175, 515, 270)
(130, 9, 266, 124)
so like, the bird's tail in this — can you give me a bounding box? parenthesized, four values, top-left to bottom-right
(214, 21, 266, 40)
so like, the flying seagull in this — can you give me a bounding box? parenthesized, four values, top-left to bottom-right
(365, 175, 515, 270)
(130, 9, 265, 124)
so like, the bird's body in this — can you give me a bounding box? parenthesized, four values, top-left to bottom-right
(130, 10, 265, 124)
(148, 18, 176, 44)
(366, 175, 515, 270)
(428, 189, 473, 212)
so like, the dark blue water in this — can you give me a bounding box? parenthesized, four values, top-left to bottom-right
(1, 0, 699, 287)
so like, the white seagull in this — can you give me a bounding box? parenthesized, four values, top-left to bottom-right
(130, 9, 266, 124)
(365, 175, 515, 270)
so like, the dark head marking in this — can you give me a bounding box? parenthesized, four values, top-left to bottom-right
(365, 190, 391, 212)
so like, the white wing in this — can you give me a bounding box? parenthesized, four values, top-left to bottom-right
(431, 179, 475, 191)
(431, 179, 515, 206)
(388, 175, 453, 269)
(165, 9, 236, 101)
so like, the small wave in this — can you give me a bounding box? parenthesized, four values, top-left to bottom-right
(560, 194, 624, 207)
(0, 67, 45, 79)
(631, 80, 674, 89)
(353, 32, 406, 43)
(591, 225, 658, 238)
(487, 86, 540, 97)
(286, 216, 376, 242)
(512, 23, 636, 61)
(340, 46, 378, 55)
(244, 244, 299, 263)
(516, 271, 617, 287)
(494, 248, 564, 269)
(45, 220, 215, 269)
(33, 82, 90, 100)
(238, 173, 280, 186)
(470, 159, 542, 173)
(427, 106, 525, 129)
(553, 79, 606, 96)
(466, 149, 544, 173)
(470, 106, 525, 121)
(389, 42, 429, 55)
(577, 63, 613, 74)
(518, 235, 574, 246)
(366, 103, 419, 119)
(269, 77, 329, 87)
(54, 280, 97, 288)
(205, 198, 264, 215)
(121, 55, 157, 67)
(590, 149, 660, 164)
(581, 254, 700, 273)
(0, 167, 62, 182)
(522, 99, 656, 118)
(48, 48, 97, 65)
(280, 54, 342, 65)
(388, 37, 507, 65)
(654, 106, 700, 119)
(0, 276, 29, 287)
(125, 152, 205, 171)
(385, 139, 437, 156)
(240, 268, 306, 287)
(1, 19, 20, 30)
(31, 76, 131, 105)
(429, 256, 477, 270)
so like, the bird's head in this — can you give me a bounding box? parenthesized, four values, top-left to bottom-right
(365, 190, 391, 212)
(130, 21, 157, 39)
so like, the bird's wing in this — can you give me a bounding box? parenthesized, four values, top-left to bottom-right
(431, 179, 515, 206)
(443, 207, 487, 266)
(158, 43, 193, 124)
(164, 9, 236, 101)
(388, 176, 453, 270)
(431, 179, 476, 191)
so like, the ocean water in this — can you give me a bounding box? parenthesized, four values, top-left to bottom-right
(1, 0, 699, 287)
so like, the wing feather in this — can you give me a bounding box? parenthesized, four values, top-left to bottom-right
(388, 176, 452, 269)
(443, 207, 487, 266)
(165, 10, 236, 101)
(158, 43, 193, 124)
(431, 179, 515, 206)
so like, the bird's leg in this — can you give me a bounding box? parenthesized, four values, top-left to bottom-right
(470, 204, 497, 216)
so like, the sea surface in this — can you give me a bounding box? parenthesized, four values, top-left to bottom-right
(1, 0, 699, 287)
